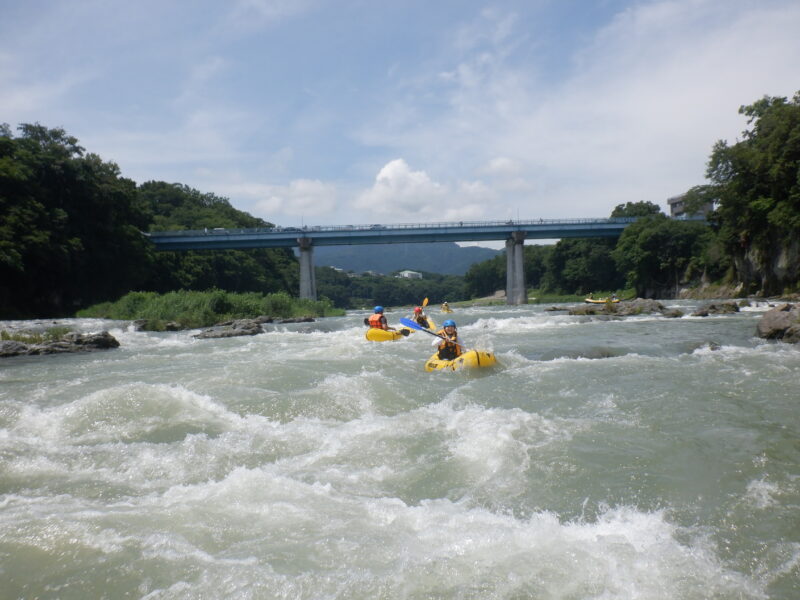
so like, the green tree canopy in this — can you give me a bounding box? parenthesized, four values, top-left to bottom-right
(0, 123, 149, 316)
(612, 215, 716, 297)
(610, 201, 662, 218)
(704, 92, 800, 294)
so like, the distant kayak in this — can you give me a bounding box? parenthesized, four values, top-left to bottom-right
(365, 328, 409, 342)
(584, 298, 620, 304)
(440, 306, 453, 313)
(424, 349, 497, 372)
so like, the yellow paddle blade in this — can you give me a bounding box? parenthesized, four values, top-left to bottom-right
(422, 297, 429, 307)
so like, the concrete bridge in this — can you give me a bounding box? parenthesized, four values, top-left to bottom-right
(144, 217, 637, 304)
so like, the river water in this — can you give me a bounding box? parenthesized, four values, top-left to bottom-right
(0, 301, 798, 599)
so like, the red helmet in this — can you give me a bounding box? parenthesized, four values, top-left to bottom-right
(414, 306, 422, 313)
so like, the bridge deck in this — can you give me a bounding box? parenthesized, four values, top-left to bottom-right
(144, 218, 637, 251)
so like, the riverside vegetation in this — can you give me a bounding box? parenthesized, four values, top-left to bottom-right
(77, 290, 343, 331)
(1, 92, 798, 320)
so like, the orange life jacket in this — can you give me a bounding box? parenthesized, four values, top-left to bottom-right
(436, 328, 461, 359)
(368, 313, 387, 329)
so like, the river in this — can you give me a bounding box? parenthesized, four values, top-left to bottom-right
(0, 301, 798, 599)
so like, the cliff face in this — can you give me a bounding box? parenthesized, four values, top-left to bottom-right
(735, 237, 800, 296)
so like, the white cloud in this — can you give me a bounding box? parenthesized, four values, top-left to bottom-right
(250, 179, 337, 219)
(174, 56, 228, 106)
(225, 0, 316, 31)
(481, 156, 522, 176)
(353, 159, 445, 217)
(352, 159, 497, 222)
(0, 52, 95, 120)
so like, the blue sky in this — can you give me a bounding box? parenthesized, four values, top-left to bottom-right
(2, 0, 799, 237)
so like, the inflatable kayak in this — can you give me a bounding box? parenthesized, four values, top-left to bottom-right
(424, 350, 497, 372)
(365, 328, 409, 342)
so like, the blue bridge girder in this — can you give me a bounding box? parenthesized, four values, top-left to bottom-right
(143, 217, 638, 251)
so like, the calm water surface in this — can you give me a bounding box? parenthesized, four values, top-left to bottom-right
(0, 301, 798, 599)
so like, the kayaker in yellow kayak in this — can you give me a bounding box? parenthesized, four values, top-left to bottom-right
(366, 306, 395, 330)
(433, 319, 463, 360)
(410, 305, 431, 328)
(441, 301, 452, 313)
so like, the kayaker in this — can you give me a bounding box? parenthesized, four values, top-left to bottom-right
(410, 306, 430, 328)
(433, 319, 463, 360)
(365, 306, 394, 330)
(441, 301, 451, 312)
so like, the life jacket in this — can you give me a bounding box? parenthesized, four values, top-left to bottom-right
(368, 313, 387, 329)
(436, 328, 461, 360)
(414, 314, 428, 326)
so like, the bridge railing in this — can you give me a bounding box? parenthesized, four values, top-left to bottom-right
(144, 217, 638, 237)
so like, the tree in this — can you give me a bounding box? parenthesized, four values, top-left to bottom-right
(137, 181, 298, 295)
(610, 201, 662, 218)
(704, 92, 800, 294)
(613, 215, 714, 297)
(540, 238, 623, 294)
(0, 124, 149, 316)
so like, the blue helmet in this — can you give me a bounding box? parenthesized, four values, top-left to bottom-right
(443, 319, 456, 328)
(374, 306, 384, 313)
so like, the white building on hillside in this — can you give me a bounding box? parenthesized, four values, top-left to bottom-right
(396, 270, 422, 279)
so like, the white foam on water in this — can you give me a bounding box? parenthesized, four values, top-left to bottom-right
(9, 383, 238, 446)
(470, 315, 584, 333)
(743, 478, 781, 510)
(288, 370, 378, 420)
(100, 469, 766, 598)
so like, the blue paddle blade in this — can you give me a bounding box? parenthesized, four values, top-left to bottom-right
(399, 317, 425, 331)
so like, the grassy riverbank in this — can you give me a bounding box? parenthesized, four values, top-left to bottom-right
(77, 290, 344, 331)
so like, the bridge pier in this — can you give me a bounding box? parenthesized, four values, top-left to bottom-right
(505, 231, 527, 305)
(297, 238, 317, 300)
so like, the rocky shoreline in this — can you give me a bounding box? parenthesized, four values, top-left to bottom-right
(555, 298, 800, 343)
(0, 316, 319, 358)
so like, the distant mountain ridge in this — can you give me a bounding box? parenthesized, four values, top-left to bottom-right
(310, 242, 500, 275)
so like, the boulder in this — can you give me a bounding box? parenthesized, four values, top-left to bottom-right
(194, 319, 264, 339)
(691, 302, 740, 317)
(567, 298, 665, 317)
(0, 341, 30, 358)
(615, 299, 665, 316)
(0, 331, 120, 358)
(756, 303, 800, 342)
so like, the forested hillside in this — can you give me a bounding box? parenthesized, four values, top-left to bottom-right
(0, 124, 297, 318)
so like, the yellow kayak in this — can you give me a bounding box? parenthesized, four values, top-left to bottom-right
(441, 306, 453, 313)
(424, 350, 497, 372)
(365, 328, 409, 342)
(584, 298, 620, 304)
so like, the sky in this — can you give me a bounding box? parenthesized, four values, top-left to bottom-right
(2, 0, 799, 242)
